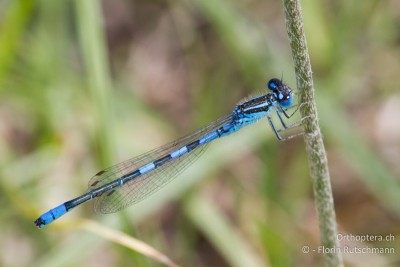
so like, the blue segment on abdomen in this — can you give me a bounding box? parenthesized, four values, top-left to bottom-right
(139, 163, 155, 174)
(199, 131, 219, 144)
(170, 146, 188, 159)
(35, 204, 67, 228)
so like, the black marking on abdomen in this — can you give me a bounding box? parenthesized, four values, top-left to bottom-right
(186, 140, 200, 152)
(64, 200, 75, 211)
(154, 154, 172, 168)
(120, 170, 141, 184)
(218, 126, 230, 135)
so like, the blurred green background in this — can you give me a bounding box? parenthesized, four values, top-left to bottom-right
(1, 0, 399, 266)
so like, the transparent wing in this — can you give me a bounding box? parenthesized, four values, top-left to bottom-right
(88, 114, 233, 214)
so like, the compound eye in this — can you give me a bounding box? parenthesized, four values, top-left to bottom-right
(267, 78, 281, 90)
(280, 94, 294, 108)
(268, 81, 276, 90)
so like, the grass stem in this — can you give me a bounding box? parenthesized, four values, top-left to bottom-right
(281, 1, 343, 266)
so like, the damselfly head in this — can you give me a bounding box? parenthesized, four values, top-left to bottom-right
(267, 78, 294, 108)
